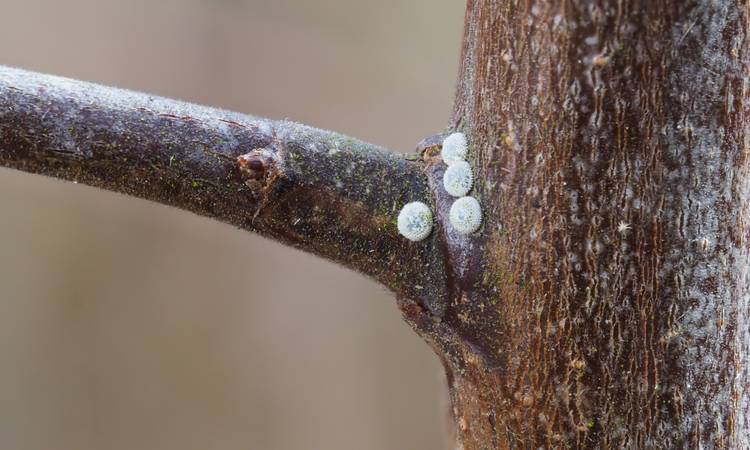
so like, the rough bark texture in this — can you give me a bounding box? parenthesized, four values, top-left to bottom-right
(398, 0, 750, 448)
(3, 0, 750, 448)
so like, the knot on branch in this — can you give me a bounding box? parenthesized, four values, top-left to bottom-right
(238, 150, 281, 193)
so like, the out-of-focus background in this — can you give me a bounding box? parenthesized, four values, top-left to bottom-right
(0, 1, 464, 449)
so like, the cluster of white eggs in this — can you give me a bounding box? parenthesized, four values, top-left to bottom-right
(397, 132, 482, 241)
(441, 133, 482, 235)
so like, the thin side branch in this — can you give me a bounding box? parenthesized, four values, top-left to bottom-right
(0, 66, 448, 313)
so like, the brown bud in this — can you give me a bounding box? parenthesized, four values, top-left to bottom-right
(415, 134, 445, 165)
(237, 150, 279, 191)
(238, 151, 268, 179)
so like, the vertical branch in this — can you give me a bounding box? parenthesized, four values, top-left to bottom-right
(421, 0, 750, 448)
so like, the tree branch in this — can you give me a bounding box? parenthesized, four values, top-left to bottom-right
(0, 66, 448, 314)
(431, 0, 750, 448)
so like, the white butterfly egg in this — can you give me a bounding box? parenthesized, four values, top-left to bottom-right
(443, 161, 473, 197)
(397, 201, 433, 241)
(449, 196, 482, 235)
(441, 132, 468, 165)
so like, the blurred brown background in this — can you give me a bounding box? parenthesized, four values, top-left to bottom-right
(0, 0, 464, 449)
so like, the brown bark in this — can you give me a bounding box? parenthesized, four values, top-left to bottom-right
(2, 0, 750, 448)
(399, 0, 750, 448)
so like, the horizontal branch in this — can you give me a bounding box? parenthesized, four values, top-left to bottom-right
(0, 66, 449, 314)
